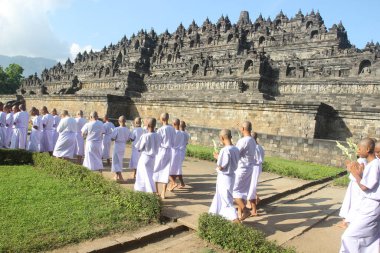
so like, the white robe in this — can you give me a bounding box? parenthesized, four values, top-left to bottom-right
(52, 115, 60, 148)
(82, 120, 105, 171)
(129, 127, 144, 169)
(134, 132, 161, 192)
(179, 131, 190, 164)
(233, 136, 257, 200)
(111, 126, 131, 172)
(169, 130, 185, 176)
(75, 117, 87, 156)
(53, 117, 77, 158)
(339, 158, 368, 222)
(209, 145, 240, 221)
(0, 111, 6, 148)
(153, 125, 176, 183)
(101, 121, 115, 159)
(27, 116, 42, 152)
(340, 158, 380, 253)
(40, 114, 55, 152)
(5, 112, 14, 148)
(10, 111, 29, 149)
(247, 144, 265, 200)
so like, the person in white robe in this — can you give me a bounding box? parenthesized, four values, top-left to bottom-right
(134, 118, 161, 193)
(53, 110, 77, 159)
(168, 118, 185, 191)
(101, 115, 115, 166)
(4, 105, 13, 148)
(153, 112, 176, 199)
(129, 117, 144, 179)
(340, 138, 380, 253)
(0, 102, 6, 148)
(75, 110, 87, 164)
(247, 132, 265, 216)
(338, 157, 367, 228)
(110, 116, 131, 181)
(51, 108, 60, 149)
(375, 141, 380, 159)
(10, 104, 28, 149)
(82, 111, 105, 171)
(209, 129, 240, 222)
(27, 107, 42, 152)
(233, 121, 257, 219)
(40, 106, 55, 154)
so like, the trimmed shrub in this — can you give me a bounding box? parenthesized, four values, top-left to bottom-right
(198, 213, 296, 253)
(0, 149, 161, 223)
(186, 144, 215, 161)
(0, 149, 34, 165)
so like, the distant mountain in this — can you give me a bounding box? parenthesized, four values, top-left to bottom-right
(0, 55, 57, 77)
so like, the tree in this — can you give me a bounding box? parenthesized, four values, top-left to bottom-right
(0, 63, 24, 94)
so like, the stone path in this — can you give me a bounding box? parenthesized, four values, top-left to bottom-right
(98, 146, 347, 253)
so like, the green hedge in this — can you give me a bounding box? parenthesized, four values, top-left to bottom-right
(186, 144, 214, 161)
(0, 149, 161, 223)
(198, 213, 296, 253)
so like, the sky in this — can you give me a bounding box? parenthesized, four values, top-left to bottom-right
(0, 0, 379, 62)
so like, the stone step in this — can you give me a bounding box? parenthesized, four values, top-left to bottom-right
(243, 185, 345, 245)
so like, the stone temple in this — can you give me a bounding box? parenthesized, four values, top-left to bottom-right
(11, 10, 380, 166)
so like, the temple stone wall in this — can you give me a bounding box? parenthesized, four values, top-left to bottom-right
(122, 99, 318, 138)
(184, 125, 346, 167)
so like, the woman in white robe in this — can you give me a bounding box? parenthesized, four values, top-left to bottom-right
(111, 117, 131, 181)
(101, 117, 115, 165)
(129, 117, 144, 179)
(53, 111, 77, 159)
(27, 108, 42, 152)
(134, 118, 161, 193)
(82, 111, 105, 171)
(75, 111, 87, 163)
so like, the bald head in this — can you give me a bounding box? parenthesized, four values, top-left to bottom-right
(219, 129, 232, 140)
(173, 118, 180, 130)
(359, 138, 375, 154)
(41, 106, 48, 114)
(134, 117, 142, 127)
(375, 141, 380, 159)
(90, 111, 98, 120)
(61, 110, 69, 117)
(180, 120, 186, 131)
(147, 117, 156, 131)
(118, 115, 126, 124)
(19, 104, 26, 111)
(77, 110, 83, 117)
(242, 121, 252, 132)
(52, 108, 57, 115)
(160, 112, 169, 122)
(0, 102, 3, 110)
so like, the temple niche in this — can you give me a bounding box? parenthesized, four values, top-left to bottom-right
(19, 10, 379, 97)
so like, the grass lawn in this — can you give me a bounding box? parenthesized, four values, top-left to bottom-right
(333, 173, 350, 187)
(0, 165, 149, 252)
(187, 144, 344, 181)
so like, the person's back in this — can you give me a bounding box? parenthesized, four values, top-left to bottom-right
(157, 124, 175, 148)
(237, 136, 257, 166)
(113, 126, 130, 143)
(180, 130, 189, 152)
(132, 127, 144, 148)
(43, 114, 54, 130)
(103, 121, 115, 136)
(75, 117, 87, 133)
(172, 129, 184, 150)
(58, 117, 77, 133)
(138, 132, 161, 157)
(85, 120, 104, 143)
(18, 110, 29, 129)
(218, 145, 240, 175)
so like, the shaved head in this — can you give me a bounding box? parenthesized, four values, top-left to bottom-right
(134, 117, 142, 126)
(359, 138, 375, 154)
(77, 110, 83, 117)
(242, 121, 252, 132)
(219, 129, 232, 140)
(104, 115, 109, 121)
(118, 115, 126, 123)
(180, 120, 186, 130)
(173, 118, 180, 125)
(160, 112, 169, 122)
(61, 110, 69, 117)
(147, 117, 156, 129)
(19, 104, 26, 111)
(90, 111, 98, 120)
(375, 141, 380, 158)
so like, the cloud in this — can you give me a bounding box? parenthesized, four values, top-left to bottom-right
(0, 0, 72, 60)
(69, 43, 97, 61)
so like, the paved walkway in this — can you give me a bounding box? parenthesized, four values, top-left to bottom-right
(99, 145, 347, 253)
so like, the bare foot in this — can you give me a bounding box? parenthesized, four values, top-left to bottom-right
(160, 193, 166, 199)
(250, 212, 260, 217)
(240, 208, 251, 221)
(168, 183, 178, 192)
(178, 184, 186, 189)
(336, 221, 348, 229)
